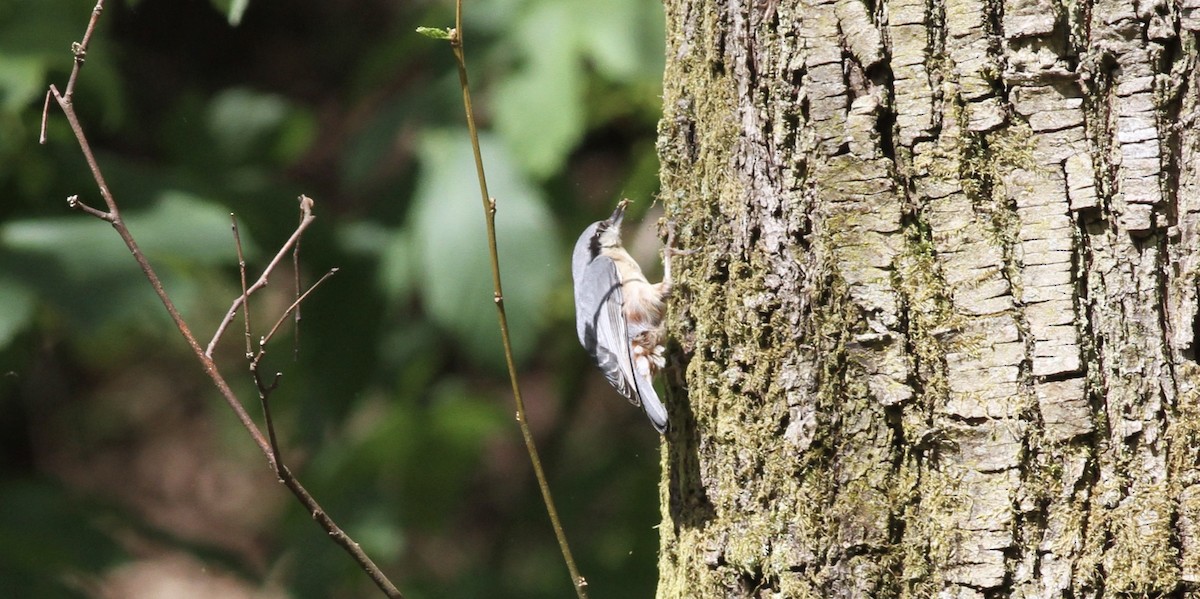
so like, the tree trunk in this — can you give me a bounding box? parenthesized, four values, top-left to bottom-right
(656, 0, 1200, 596)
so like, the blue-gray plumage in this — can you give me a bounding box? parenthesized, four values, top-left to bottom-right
(571, 200, 669, 433)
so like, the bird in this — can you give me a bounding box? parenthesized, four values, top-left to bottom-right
(571, 199, 674, 433)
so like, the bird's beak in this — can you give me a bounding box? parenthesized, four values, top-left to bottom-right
(608, 199, 629, 227)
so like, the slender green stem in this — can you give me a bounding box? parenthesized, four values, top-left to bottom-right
(447, 3, 589, 597)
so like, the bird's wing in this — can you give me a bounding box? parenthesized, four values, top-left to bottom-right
(579, 256, 639, 403)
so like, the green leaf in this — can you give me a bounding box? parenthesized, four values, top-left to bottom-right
(126, 190, 255, 264)
(1, 192, 255, 285)
(491, 2, 584, 180)
(378, 228, 416, 304)
(0, 54, 44, 112)
(208, 0, 251, 26)
(272, 106, 317, 165)
(338, 220, 416, 304)
(206, 88, 289, 161)
(576, 0, 665, 80)
(0, 1, 124, 125)
(487, 0, 664, 180)
(415, 26, 452, 40)
(338, 219, 392, 256)
(227, 0, 250, 25)
(428, 381, 506, 445)
(2, 209, 135, 280)
(0, 192, 253, 327)
(0, 277, 35, 350)
(409, 130, 561, 369)
(0, 1, 95, 57)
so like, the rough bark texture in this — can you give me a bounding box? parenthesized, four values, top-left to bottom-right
(656, 0, 1200, 596)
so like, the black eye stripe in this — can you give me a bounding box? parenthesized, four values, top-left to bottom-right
(589, 232, 601, 256)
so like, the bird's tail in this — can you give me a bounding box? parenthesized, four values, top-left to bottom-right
(634, 369, 668, 433)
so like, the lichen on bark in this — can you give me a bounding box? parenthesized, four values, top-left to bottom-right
(656, 0, 1200, 596)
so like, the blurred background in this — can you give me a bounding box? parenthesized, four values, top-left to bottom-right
(0, 0, 666, 596)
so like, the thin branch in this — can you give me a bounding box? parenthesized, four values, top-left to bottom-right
(231, 213, 254, 359)
(252, 366, 284, 465)
(39, 0, 104, 143)
(245, 266, 346, 592)
(44, 6, 403, 598)
(48, 83, 120, 218)
(257, 268, 338, 354)
(293, 207, 303, 360)
(67, 194, 113, 221)
(63, 0, 105, 101)
(446, 6, 590, 597)
(40, 90, 52, 144)
(207, 196, 316, 357)
(249, 269, 337, 480)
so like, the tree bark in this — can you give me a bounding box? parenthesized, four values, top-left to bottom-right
(656, 0, 1200, 596)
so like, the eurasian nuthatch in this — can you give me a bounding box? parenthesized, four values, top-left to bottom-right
(571, 199, 673, 433)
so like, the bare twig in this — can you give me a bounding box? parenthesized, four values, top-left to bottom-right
(67, 194, 113, 221)
(249, 268, 337, 481)
(43, 5, 403, 598)
(443, 4, 590, 597)
(293, 207, 303, 360)
(64, 1, 104, 102)
(257, 268, 338, 354)
(231, 213, 253, 359)
(206, 195, 316, 357)
(250, 352, 284, 467)
(40, 90, 52, 144)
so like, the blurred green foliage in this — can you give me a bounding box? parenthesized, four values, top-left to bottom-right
(0, 0, 665, 597)
(407, 130, 560, 368)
